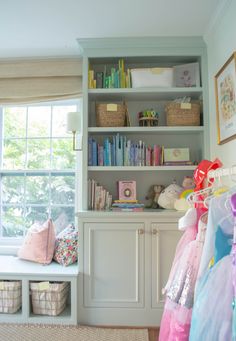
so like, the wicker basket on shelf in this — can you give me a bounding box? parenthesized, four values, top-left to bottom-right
(96, 103, 127, 127)
(165, 102, 200, 126)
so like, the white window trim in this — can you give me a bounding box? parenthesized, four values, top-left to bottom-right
(0, 99, 81, 254)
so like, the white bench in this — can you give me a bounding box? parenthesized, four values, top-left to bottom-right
(0, 256, 78, 325)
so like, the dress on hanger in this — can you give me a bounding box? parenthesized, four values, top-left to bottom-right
(159, 212, 206, 341)
(196, 192, 233, 295)
(190, 193, 234, 341)
(162, 208, 198, 295)
(189, 255, 233, 341)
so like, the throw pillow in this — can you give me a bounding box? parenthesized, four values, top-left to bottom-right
(53, 224, 78, 266)
(18, 219, 56, 264)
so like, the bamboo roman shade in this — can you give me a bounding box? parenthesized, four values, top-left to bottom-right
(0, 58, 82, 104)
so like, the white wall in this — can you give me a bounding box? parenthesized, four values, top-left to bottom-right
(204, 0, 236, 167)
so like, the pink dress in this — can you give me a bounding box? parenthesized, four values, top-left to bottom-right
(162, 208, 198, 295)
(159, 214, 206, 341)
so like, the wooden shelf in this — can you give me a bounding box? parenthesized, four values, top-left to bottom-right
(88, 87, 203, 101)
(88, 126, 204, 135)
(88, 166, 196, 171)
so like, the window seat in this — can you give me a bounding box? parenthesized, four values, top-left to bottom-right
(0, 256, 78, 325)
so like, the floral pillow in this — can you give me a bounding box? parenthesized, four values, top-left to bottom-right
(53, 224, 78, 266)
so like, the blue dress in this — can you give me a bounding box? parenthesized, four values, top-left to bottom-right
(190, 193, 234, 341)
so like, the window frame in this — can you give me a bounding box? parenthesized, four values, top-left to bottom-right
(0, 99, 81, 248)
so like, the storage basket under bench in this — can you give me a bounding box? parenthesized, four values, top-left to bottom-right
(0, 281, 22, 314)
(30, 281, 69, 316)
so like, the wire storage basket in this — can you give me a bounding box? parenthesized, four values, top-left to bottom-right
(96, 103, 127, 127)
(165, 102, 200, 126)
(30, 281, 69, 316)
(0, 281, 22, 314)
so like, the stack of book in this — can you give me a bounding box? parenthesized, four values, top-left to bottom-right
(111, 200, 144, 212)
(111, 180, 144, 212)
(88, 134, 163, 167)
(88, 59, 131, 89)
(88, 179, 112, 211)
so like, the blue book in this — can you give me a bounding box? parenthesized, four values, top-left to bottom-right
(116, 134, 123, 166)
(88, 137, 93, 166)
(92, 140, 98, 166)
(112, 135, 116, 166)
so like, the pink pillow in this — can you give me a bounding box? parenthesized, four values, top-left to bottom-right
(18, 219, 56, 264)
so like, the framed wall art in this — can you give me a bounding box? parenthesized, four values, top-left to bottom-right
(215, 52, 236, 144)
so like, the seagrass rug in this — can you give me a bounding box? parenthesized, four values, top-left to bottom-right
(0, 324, 149, 341)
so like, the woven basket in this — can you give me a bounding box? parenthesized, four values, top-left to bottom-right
(0, 281, 22, 314)
(96, 103, 127, 127)
(30, 281, 69, 316)
(165, 102, 200, 126)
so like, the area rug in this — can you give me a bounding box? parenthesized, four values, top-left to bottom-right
(0, 324, 149, 341)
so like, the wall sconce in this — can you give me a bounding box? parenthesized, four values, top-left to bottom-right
(66, 112, 82, 151)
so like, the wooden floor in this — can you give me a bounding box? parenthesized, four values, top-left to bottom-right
(148, 327, 159, 341)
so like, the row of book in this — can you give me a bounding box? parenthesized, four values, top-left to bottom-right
(88, 59, 131, 89)
(88, 179, 112, 211)
(88, 134, 163, 167)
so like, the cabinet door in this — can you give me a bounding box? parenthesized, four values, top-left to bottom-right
(151, 223, 182, 308)
(83, 222, 145, 308)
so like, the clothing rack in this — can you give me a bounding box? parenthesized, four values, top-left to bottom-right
(207, 165, 236, 181)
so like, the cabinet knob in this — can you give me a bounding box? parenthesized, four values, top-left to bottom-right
(138, 229, 144, 235)
(152, 229, 158, 235)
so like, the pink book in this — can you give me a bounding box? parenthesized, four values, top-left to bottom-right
(118, 180, 137, 201)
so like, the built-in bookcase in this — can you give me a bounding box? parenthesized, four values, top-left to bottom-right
(77, 37, 209, 211)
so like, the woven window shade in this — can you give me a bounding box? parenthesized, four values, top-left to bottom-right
(0, 58, 82, 104)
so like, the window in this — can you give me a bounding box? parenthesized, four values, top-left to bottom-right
(0, 99, 80, 245)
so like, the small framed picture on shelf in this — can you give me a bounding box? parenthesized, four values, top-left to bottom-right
(118, 181, 136, 201)
(215, 52, 236, 145)
(173, 62, 200, 87)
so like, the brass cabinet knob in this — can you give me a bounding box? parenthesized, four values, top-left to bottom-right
(152, 229, 158, 235)
(138, 229, 144, 235)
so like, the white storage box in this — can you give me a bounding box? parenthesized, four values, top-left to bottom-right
(131, 67, 173, 88)
(0, 281, 22, 314)
(30, 281, 69, 316)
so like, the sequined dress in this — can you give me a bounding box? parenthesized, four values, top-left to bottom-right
(159, 216, 206, 341)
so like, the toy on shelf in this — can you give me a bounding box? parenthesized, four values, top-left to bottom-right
(158, 183, 183, 210)
(174, 176, 195, 211)
(138, 110, 159, 126)
(145, 184, 165, 209)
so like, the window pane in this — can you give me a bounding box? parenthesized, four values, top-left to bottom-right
(52, 105, 77, 137)
(25, 206, 48, 229)
(51, 206, 75, 234)
(3, 139, 26, 169)
(27, 106, 51, 137)
(27, 139, 50, 169)
(3, 107, 26, 138)
(52, 139, 75, 169)
(25, 176, 49, 204)
(51, 175, 75, 205)
(2, 206, 25, 237)
(2, 176, 24, 204)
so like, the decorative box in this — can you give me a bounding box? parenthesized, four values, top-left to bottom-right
(30, 281, 69, 316)
(0, 281, 22, 314)
(173, 62, 200, 87)
(164, 148, 190, 163)
(131, 67, 173, 88)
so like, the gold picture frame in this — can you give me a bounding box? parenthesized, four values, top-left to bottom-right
(215, 52, 236, 144)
